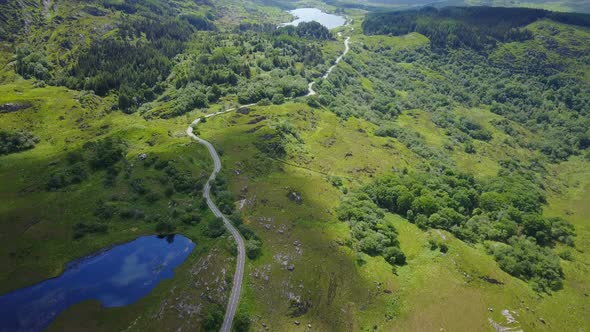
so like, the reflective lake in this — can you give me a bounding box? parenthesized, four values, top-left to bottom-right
(0, 234, 195, 332)
(282, 8, 346, 30)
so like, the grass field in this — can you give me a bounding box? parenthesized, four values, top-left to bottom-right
(195, 97, 590, 330)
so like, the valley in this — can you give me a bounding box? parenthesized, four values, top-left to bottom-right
(0, 0, 589, 331)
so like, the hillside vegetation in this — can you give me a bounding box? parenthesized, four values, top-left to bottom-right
(0, 1, 589, 331)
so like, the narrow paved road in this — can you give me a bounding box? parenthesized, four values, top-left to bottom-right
(186, 109, 247, 332)
(186, 23, 352, 331)
(307, 29, 352, 96)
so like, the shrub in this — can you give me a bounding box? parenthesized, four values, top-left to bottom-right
(181, 213, 201, 225)
(0, 130, 39, 155)
(205, 217, 225, 238)
(94, 200, 117, 219)
(155, 222, 176, 234)
(233, 312, 252, 332)
(73, 222, 107, 239)
(490, 236, 563, 292)
(145, 192, 162, 203)
(246, 239, 262, 259)
(202, 304, 224, 331)
(383, 246, 406, 265)
(272, 93, 285, 105)
(86, 137, 126, 169)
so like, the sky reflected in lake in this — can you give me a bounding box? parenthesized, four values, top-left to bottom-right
(0, 234, 195, 332)
(282, 8, 346, 30)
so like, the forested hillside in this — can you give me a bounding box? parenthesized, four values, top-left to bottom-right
(329, 0, 590, 13)
(1, 1, 589, 331)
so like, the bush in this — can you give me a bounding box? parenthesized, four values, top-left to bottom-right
(230, 214, 243, 226)
(383, 246, 406, 265)
(94, 200, 117, 219)
(490, 236, 563, 292)
(233, 312, 252, 332)
(181, 213, 201, 225)
(145, 192, 162, 203)
(46, 164, 88, 190)
(155, 222, 176, 234)
(0, 130, 39, 155)
(272, 93, 285, 105)
(86, 137, 126, 169)
(120, 208, 145, 220)
(558, 250, 573, 261)
(73, 222, 107, 239)
(246, 239, 262, 259)
(205, 217, 225, 238)
(202, 304, 224, 331)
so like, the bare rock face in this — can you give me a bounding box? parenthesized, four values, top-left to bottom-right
(236, 107, 250, 114)
(0, 102, 32, 113)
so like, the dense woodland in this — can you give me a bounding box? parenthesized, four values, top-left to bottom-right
(317, 7, 590, 162)
(13, 5, 332, 115)
(363, 7, 590, 51)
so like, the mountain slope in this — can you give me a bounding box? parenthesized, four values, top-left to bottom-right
(1, 1, 589, 331)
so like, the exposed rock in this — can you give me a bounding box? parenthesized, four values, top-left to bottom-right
(287, 265, 295, 272)
(481, 276, 504, 285)
(0, 102, 32, 113)
(539, 317, 546, 324)
(248, 115, 267, 124)
(236, 107, 250, 114)
(138, 153, 148, 160)
(501, 309, 517, 324)
(288, 191, 303, 205)
(294, 320, 300, 325)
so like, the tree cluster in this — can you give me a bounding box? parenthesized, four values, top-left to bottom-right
(337, 193, 406, 267)
(0, 130, 39, 155)
(363, 170, 574, 291)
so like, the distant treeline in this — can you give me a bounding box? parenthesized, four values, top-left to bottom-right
(363, 6, 590, 51)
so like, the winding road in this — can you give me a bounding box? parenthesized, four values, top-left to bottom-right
(308, 33, 351, 96)
(187, 24, 352, 331)
(186, 105, 254, 332)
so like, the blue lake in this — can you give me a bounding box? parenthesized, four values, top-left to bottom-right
(282, 8, 346, 30)
(0, 234, 195, 332)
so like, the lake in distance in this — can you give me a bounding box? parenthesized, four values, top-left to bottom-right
(282, 8, 346, 30)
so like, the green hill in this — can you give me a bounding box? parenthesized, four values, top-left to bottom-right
(1, 1, 589, 331)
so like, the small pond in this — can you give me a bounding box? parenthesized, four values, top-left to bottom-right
(282, 8, 346, 30)
(0, 234, 195, 332)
